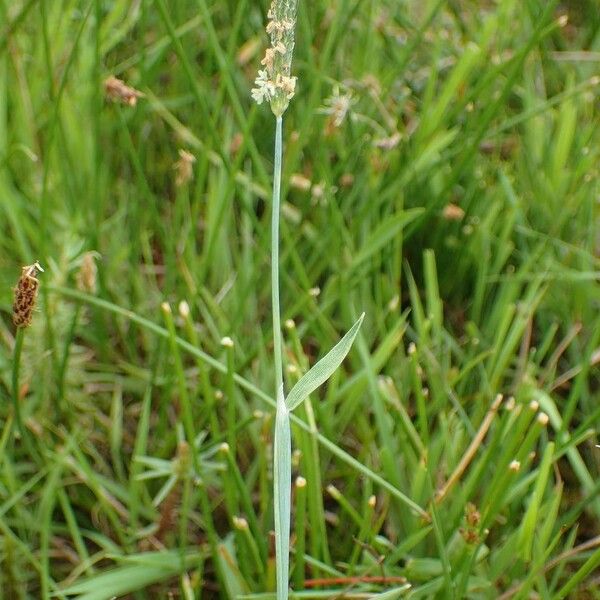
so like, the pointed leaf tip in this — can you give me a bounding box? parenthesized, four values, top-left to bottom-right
(284, 313, 365, 411)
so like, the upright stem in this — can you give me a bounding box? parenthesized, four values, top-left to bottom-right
(12, 327, 25, 440)
(12, 327, 37, 459)
(271, 115, 284, 392)
(271, 114, 291, 600)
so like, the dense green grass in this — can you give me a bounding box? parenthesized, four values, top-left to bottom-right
(1, 0, 599, 598)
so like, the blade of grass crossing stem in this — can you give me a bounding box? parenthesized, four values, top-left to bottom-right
(274, 386, 291, 600)
(50, 285, 428, 518)
(285, 313, 365, 411)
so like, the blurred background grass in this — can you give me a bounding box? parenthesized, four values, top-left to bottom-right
(0, 0, 599, 598)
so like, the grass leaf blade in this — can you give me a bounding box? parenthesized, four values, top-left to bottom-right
(285, 313, 365, 411)
(350, 210, 424, 270)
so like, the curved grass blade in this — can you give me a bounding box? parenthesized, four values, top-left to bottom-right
(60, 550, 204, 599)
(285, 313, 365, 412)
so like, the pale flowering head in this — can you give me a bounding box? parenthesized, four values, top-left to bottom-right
(251, 69, 277, 104)
(252, 0, 299, 116)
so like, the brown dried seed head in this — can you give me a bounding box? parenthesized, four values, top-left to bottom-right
(13, 262, 43, 328)
(104, 76, 144, 106)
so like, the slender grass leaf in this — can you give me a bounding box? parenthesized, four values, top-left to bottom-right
(217, 536, 250, 597)
(285, 314, 365, 411)
(239, 593, 408, 600)
(350, 211, 423, 270)
(58, 550, 203, 599)
(518, 441, 554, 561)
(59, 565, 175, 600)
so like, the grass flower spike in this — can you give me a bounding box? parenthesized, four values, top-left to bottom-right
(252, 0, 299, 116)
(13, 262, 43, 328)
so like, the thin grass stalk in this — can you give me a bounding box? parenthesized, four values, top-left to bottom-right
(271, 114, 290, 600)
(271, 115, 284, 393)
(12, 327, 25, 442)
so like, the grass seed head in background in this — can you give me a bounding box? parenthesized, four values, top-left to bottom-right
(173, 149, 196, 187)
(76, 252, 98, 294)
(12, 262, 43, 328)
(252, 0, 299, 116)
(104, 76, 144, 106)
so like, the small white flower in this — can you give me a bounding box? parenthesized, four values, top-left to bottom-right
(251, 69, 276, 104)
(261, 48, 276, 69)
(251, 86, 267, 104)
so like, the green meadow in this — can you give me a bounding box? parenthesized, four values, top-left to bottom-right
(0, 0, 599, 598)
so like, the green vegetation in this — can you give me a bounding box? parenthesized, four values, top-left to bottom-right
(0, 0, 599, 598)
